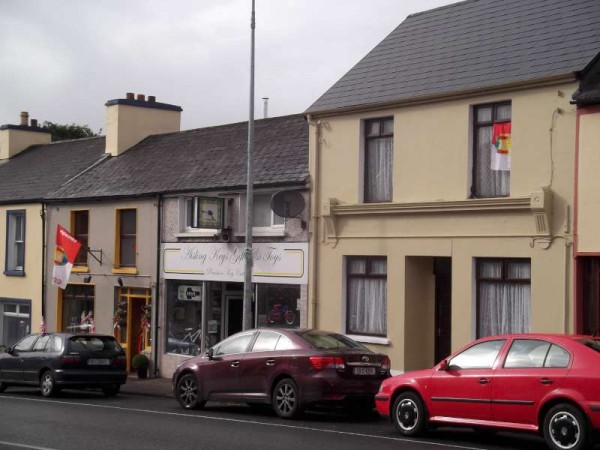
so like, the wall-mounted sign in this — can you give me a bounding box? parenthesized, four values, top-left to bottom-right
(163, 242, 308, 285)
(198, 197, 224, 229)
(177, 285, 202, 301)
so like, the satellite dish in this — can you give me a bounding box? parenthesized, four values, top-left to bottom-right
(271, 190, 305, 218)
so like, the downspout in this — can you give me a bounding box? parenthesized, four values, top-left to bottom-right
(40, 204, 47, 327)
(306, 115, 321, 329)
(152, 194, 161, 377)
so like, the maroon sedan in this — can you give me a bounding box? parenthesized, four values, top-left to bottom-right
(375, 333, 600, 450)
(173, 328, 390, 418)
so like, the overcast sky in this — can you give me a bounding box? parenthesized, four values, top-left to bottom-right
(1, 0, 457, 133)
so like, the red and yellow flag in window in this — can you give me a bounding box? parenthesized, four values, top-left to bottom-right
(490, 121, 511, 171)
(51, 225, 82, 289)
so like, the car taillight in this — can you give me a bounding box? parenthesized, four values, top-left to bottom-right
(60, 354, 81, 365)
(115, 355, 127, 368)
(381, 356, 391, 373)
(309, 356, 345, 371)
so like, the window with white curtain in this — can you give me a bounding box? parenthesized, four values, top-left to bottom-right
(364, 118, 393, 203)
(477, 258, 530, 338)
(5, 210, 25, 275)
(346, 256, 387, 336)
(472, 102, 511, 198)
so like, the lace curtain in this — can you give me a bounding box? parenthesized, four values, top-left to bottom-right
(365, 137, 393, 202)
(347, 259, 387, 335)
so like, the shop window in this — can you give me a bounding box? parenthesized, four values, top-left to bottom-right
(1, 300, 30, 348)
(477, 258, 530, 337)
(5, 210, 25, 276)
(166, 281, 204, 355)
(59, 284, 95, 333)
(71, 210, 89, 268)
(115, 209, 136, 270)
(364, 118, 393, 203)
(257, 284, 300, 329)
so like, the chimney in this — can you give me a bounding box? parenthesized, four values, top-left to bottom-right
(0, 112, 51, 160)
(105, 93, 182, 156)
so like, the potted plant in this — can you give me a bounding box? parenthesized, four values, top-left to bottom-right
(131, 353, 149, 379)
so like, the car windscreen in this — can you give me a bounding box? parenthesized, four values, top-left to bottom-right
(298, 331, 367, 350)
(575, 338, 600, 354)
(67, 336, 122, 355)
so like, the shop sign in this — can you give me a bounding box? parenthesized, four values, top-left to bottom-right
(162, 242, 308, 284)
(177, 285, 202, 301)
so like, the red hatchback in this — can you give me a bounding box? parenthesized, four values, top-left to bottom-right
(376, 334, 600, 450)
(173, 329, 390, 418)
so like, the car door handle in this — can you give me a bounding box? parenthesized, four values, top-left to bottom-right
(540, 378, 554, 385)
(230, 361, 240, 368)
(266, 359, 275, 366)
(478, 378, 490, 385)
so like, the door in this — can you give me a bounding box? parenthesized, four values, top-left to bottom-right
(238, 331, 285, 400)
(22, 334, 51, 383)
(127, 297, 146, 371)
(225, 296, 243, 337)
(434, 258, 452, 364)
(429, 339, 505, 421)
(0, 334, 39, 382)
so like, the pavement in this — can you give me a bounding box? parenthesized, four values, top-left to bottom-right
(120, 374, 173, 398)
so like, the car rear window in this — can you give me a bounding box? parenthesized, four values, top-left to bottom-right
(299, 331, 366, 350)
(576, 338, 600, 353)
(67, 336, 122, 354)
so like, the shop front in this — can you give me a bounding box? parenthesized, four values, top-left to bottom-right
(160, 242, 308, 376)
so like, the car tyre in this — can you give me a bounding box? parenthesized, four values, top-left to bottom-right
(392, 392, 427, 436)
(272, 378, 302, 419)
(102, 384, 121, 397)
(176, 373, 206, 410)
(543, 403, 590, 450)
(40, 371, 59, 397)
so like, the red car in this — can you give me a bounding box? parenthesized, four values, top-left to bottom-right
(375, 334, 600, 450)
(173, 328, 390, 418)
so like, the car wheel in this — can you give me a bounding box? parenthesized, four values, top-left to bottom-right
(392, 392, 427, 436)
(543, 403, 589, 450)
(0, 382, 7, 393)
(272, 378, 302, 419)
(102, 384, 121, 397)
(40, 371, 58, 397)
(176, 373, 206, 410)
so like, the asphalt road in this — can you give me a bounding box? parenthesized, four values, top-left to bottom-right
(0, 387, 574, 450)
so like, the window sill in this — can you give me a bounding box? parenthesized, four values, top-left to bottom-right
(345, 334, 391, 346)
(176, 230, 219, 238)
(236, 229, 285, 237)
(112, 267, 138, 275)
(71, 266, 89, 273)
(3, 270, 25, 277)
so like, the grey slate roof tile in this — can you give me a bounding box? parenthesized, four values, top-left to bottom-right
(307, 0, 600, 113)
(47, 114, 308, 200)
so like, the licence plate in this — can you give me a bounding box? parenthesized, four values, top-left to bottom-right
(87, 358, 110, 366)
(353, 367, 376, 376)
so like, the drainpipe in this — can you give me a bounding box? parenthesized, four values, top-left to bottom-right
(152, 194, 161, 377)
(40, 204, 47, 327)
(306, 115, 321, 329)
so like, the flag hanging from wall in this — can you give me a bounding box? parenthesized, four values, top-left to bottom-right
(490, 121, 511, 171)
(51, 225, 82, 289)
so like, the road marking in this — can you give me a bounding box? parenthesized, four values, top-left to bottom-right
(0, 395, 486, 450)
(0, 441, 58, 450)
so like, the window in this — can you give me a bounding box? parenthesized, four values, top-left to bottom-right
(346, 256, 387, 336)
(33, 335, 51, 351)
(1, 301, 30, 347)
(364, 118, 393, 203)
(257, 284, 300, 329)
(166, 281, 203, 355)
(71, 210, 89, 267)
(186, 197, 224, 229)
(477, 258, 531, 338)
(251, 331, 282, 352)
(448, 339, 505, 369)
(472, 102, 511, 198)
(504, 339, 570, 369)
(13, 334, 38, 352)
(5, 210, 25, 275)
(253, 194, 284, 228)
(213, 332, 254, 356)
(116, 209, 136, 268)
(59, 284, 94, 333)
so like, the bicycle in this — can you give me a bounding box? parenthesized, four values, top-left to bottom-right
(267, 304, 296, 326)
(177, 326, 202, 355)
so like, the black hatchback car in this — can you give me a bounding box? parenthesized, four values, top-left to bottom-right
(0, 333, 127, 397)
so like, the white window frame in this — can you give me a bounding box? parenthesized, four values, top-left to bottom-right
(5, 210, 25, 275)
(181, 196, 226, 237)
(239, 193, 285, 237)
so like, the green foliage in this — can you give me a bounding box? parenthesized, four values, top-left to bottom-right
(42, 121, 98, 142)
(131, 353, 149, 369)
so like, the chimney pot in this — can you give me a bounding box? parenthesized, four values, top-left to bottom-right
(30, 119, 38, 128)
(148, 96, 156, 103)
(126, 92, 135, 100)
(136, 94, 146, 102)
(20, 111, 29, 126)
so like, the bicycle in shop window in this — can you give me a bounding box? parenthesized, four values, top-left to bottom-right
(169, 326, 202, 356)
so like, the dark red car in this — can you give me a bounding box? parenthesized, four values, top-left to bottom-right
(173, 328, 390, 418)
(375, 333, 600, 450)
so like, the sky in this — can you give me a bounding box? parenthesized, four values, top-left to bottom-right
(0, 0, 458, 133)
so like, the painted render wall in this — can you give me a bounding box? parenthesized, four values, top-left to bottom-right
(309, 82, 577, 372)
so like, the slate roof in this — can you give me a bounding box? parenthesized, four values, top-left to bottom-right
(0, 137, 106, 204)
(307, 0, 600, 113)
(48, 114, 308, 200)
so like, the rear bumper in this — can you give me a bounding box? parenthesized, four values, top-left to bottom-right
(300, 373, 383, 406)
(53, 369, 127, 386)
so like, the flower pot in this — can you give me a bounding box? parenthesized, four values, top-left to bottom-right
(136, 366, 148, 379)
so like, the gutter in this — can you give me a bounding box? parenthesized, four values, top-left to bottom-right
(306, 115, 321, 329)
(153, 194, 162, 377)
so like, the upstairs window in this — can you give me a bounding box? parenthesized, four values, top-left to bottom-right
(472, 102, 511, 198)
(364, 118, 393, 203)
(5, 210, 25, 275)
(116, 209, 136, 269)
(254, 194, 284, 228)
(186, 197, 224, 230)
(71, 210, 89, 267)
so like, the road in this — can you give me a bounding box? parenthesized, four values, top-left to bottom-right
(0, 388, 559, 450)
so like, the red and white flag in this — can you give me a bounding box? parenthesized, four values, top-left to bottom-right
(40, 316, 46, 336)
(51, 225, 82, 289)
(490, 121, 511, 171)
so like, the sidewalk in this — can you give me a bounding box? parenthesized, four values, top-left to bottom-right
(120, 375, 173, 398)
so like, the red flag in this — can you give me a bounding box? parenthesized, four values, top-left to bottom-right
(51, 225, 82, 289)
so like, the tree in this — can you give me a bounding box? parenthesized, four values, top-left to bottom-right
(42, 121, 99, 142)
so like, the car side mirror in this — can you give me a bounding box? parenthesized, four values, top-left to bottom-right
(438, 359, 449, 371)
(205, 348, 214, 360)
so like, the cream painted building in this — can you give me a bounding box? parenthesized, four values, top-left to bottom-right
(305, 0, 600, 372)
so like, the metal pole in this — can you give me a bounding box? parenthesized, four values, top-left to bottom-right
(242, 0, 256, 331)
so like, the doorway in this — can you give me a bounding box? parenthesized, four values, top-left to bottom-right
(127, 297, 147, 371)
(434, 258, 452, 363)
(578, 257, 600, 335)
(225, 295, 243, 337)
